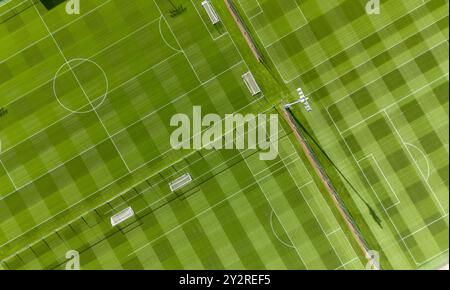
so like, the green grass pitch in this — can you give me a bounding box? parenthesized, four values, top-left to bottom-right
(0, 0, 448, 270)
(237, 0, 449, 269)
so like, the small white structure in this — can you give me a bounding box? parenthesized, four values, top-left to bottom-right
(284, 87, 312, 112)
(202, 0, 220, 24)
(169, 173, 193, 192)
(242, 71, 261, 96)
(111, 207, 135, 226)
(297, 88, 312, 112)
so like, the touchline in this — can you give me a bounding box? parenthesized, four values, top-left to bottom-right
(170, 106, 279, 160)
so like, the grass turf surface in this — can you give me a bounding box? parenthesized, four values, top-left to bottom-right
(0, 0, 364, 269)
(236, 0, 449, 269)
(0, 0, 448, 269)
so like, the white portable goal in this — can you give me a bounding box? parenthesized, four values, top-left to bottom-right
(242, 71, 261, 96)
(202, 0, 220, 24)
(169, 173, 193, 192)
(110, 207, 135, 227)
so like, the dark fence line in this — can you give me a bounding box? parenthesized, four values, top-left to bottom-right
(282, 107, 377, 269)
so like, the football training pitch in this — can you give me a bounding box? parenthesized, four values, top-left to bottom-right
(0, 0, 448, 270)
(237, 0, 449, 269)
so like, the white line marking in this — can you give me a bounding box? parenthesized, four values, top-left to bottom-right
(3, 14, 161, 108)
(417, 249, 449, 267)
(31, 1, 131, 173)
(272, 0, 437, 84)
(358, 154, 401, 210)
(327, 40, 449, 112)
(0, 0, 259, 256)
(153, 0, 201, 84)
(0, 51, 182, 157)
(384, 111, 447, 215)
(158, 16, 182, 52)
(282, 131, 362, 269)
(239, 150, 308, 268)
(277, 140, 346, 269)
(0, 160, 17, 190)
(1, 0, 114, 66)
(127, 156, 303, 257)
(0, 152, 300, 261)
(334, 257, 359, 270)
(0, 0, 27, 15)
(0, 85, 264, 253)
(300, 14, 449, 100)
(190, 0, 227, 41)
(325, 105, 421, 265)
(238, 0, 308, 48)
(0, 60, 252, 198)
(401, 214, 449, 241)
(326, 228, 341, 237)
(269, 210, 295, 249)
(337, 73, 449, 135)
(405, 143, 431, 182)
